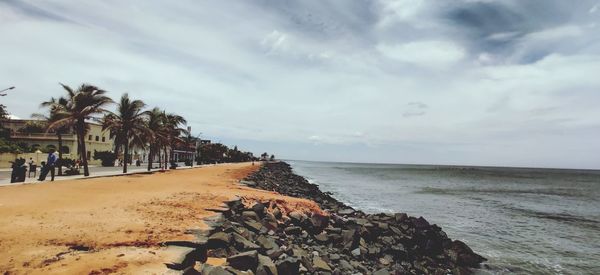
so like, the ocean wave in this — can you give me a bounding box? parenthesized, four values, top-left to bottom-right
(416, 187, 587, 198)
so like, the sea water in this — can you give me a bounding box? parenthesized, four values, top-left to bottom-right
(287, 160, 600, 274)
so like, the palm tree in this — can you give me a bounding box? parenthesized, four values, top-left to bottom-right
(142, 108, 167, 171)
(102, 93, 148, 173)
(34, 96, 71, 175)
(48, 83, 113, 176)
(163, 113, 187, 167)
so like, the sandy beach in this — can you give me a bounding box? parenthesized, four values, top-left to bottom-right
(0, 162, 320, 274)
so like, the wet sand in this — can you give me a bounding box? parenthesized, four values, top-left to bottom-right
(0, 162, 320, 274)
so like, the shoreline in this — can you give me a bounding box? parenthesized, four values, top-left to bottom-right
(190, 161, 486, 274)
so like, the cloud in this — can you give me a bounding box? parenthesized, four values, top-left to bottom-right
(403, 102, 428, 118)
(0, 0, 599, 169)
(376, 40, 465, 68)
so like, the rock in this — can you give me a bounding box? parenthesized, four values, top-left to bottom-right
(256, 235, 279, 251)
(298, 255, 314, 273)
(272, 207, 282, 219)
(227, 250, 259, 271)
(288, 211, 306, 225)
(239, 162, 487, 274)
(413, 216, 430, 230)
(284, 226, 302, 235)
(381, 236, 394, 245)
(242, 211, 260, 221)
(200, 264, 231, 275)
(252, 203, 266, 217)
(342, 229, 359, 250)
(368, 246, 381, 256)
(390, 243, 407, 258)
(256, 254, 278, 275)
(394, 213, 408, 223)
(338, 259, 353, 271)
(379, 254, 393, 266)
(223, 266, 255, 275)
(207, 232, 232, 249)
(240, 180, 257, 187)
(232, 232, 260, 250)
(350, 260, 369, 274)
(314, 232, 329, 243)
(329, 254, 341, 261)
(292, 248, 308, 259)
(244, 220, 264, 233)
(325, 227, 342, 235)
(389, 226, 403, 236)
(377, 222, 389, 231)
(337, 208, 355, 215)
(373, 268, 391, 275)
(267, 248, 285, 260)
(449, 240, 487, 267)
(310, 213, 330, 231)
(276, 257, 300, 275)
(312, 257, 332, 272)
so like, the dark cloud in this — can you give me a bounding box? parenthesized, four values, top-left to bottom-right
(443, 0, 598, 62)
(253, 0, 379, 44)
(1, 0, 72, 22)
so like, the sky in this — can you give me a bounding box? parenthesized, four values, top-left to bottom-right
(1, 0, 599, 169)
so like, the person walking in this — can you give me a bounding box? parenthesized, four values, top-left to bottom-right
(38, 149, 57, 181)
(28, 158, 37, 178)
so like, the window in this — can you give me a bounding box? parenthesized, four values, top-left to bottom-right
(88, 135, 92, 140)
(102, 136, 106, 142)
(61, 146, 70, 154)
(95, 136, 99, 141)
(87, 151, 91, 159)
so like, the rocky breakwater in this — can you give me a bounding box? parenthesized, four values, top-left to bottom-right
(168, 162, 486, 274)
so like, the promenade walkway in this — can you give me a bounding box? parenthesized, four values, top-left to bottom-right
(0, 162, 202, 186)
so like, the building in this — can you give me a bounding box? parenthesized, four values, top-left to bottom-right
(1, 119, 114, 166)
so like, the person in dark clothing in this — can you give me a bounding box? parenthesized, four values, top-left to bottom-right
(10, 158, 19, 183)
(9, 158, 27, 183)
(38, 149, 57, 181)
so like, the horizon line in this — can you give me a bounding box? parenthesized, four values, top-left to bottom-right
(283, 158, 600, 172)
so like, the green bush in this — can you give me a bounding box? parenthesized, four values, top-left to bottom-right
(93, 150, 117, 167)
(0, 138, 28, 153)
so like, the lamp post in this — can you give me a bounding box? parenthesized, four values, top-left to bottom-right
(0, 86, 15, 96)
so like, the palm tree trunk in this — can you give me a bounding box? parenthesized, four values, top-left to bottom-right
(146, 146, 152, 171)
(170, 142, 175, 165)
(123, 138, 129, 173)
(57, 132, 63, 176)
(163, 146, 168, 169)
(78, 119, 90, 177)
(157, 148, 162, 169)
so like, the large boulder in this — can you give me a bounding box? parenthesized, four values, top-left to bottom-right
(227, 250, 259, 271)
(256, 235, 279, 251)
(232, 232, 260, 251)
(275, 257, 300, 275)
(206, 232, 232, 249)
(310, 213, 330, 232)
(312, 257, 332, 272)
(256, 254, 278, 275)
(448, 240, 487, 268)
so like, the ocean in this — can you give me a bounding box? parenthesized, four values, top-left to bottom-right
(287, 160, 600, 274)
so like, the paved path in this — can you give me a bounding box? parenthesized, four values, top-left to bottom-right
(0, 162, 202, 186)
